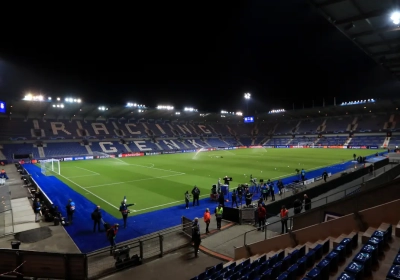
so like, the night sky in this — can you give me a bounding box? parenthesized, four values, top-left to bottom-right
(1, 1, 400, 113)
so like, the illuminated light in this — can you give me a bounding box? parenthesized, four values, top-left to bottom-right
(184, 107, 197, 112)
(48, 97, 52, 100)
(176, 112, 181, 115)
(244, 93, 251, 99)
(221, 110, 228, 114)
(236, 112, 243, 116)
(391, 12, 400, 24)
(77, 99, 81, 103)
(52, 105, 55, 107)
(57, 97, 60, 101)
(157, 105, 174, 110)
(269, 109, 285, 114)
(60, 104, 64, 108)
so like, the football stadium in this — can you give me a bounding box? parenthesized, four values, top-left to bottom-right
(2, 1, 400, 280)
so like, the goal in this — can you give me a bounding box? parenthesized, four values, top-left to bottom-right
(40, 159, 61, 175)
(297, 142, 314, 148)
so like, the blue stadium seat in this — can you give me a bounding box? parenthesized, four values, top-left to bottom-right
(322, 240, 330, 254)
(241, 265, 251, 276)
(258, 254, 267, 263)
(387, 265, 400, 279)
(229, 272, 241, 280)
(258, 261, 269, 274)
(353, 252, 371, 275)
(313, 244, 323, 260)
(298, 246, 306, 258)
(305, 250, 316, 268)
(325, 251, 339, 271)
(268, 255, 278, 268)
(271, 261, 282, 279)
(197, 271, 206, 280)
(228, 262, 236, 270)
(372, 230, 387, 244)
(286, 264, 298, 280)
(281, 255, 292, 271)
(305, 267, 321, 279)
(344, 261, 364, 280)
(393, 253, 400, 265)
(336, 272, 355, 279)
(297, 256, 307, 275)
(276, 272, 289, 280)
(367, 237, 383, 255)
(224, 269, 234, 279)
(340, 238, 352, 254)
(334, 245, 346, 262)
(316, 258, 330, 280)
(250, 260, 259, 270)
(261, 268, 272, 279)
(243, 259, 251, 267)
(290, 249, 300, 264)
(215, 263, 223, 271)
(361, 244, 378, 265)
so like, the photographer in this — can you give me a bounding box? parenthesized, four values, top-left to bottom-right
(119, 201, 135, 228)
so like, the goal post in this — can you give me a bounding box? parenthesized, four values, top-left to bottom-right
(40, 159, 61, 175)
(298, 142, 314, 148)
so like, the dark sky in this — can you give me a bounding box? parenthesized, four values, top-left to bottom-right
(1, 1, 400, 113)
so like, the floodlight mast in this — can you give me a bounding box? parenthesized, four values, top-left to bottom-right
(244, 93, 251, 115)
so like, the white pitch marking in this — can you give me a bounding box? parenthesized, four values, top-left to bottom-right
(75, 166, 100, 175)
(124, 163, 183, 174)
(57, 173, 119, 210)
(68, 174, 100, 179)
(134, 194, 209, 212)
(84, 173, 186, 189)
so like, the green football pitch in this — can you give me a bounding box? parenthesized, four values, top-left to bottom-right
(48, 148, 379, 217)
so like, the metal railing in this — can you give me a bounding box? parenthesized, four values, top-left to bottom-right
(241, 163, 398, 246)
(0, 185, 13, 237)
(86, 220, 193, 279)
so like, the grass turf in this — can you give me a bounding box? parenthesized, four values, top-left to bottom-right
(45, 148, 378, 217)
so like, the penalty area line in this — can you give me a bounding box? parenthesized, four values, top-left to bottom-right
(57, 173, 119, 210)
(133, 194, 209, 212)
(84, 173, 186, 189)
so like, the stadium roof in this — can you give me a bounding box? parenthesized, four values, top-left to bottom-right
(309, 0, 400, 80)
(4, 99, 400, 122)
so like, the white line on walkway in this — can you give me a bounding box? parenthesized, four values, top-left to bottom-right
(84, 173, 186, 189)
(75, 166, 100, 175)
(57, 173, 119, 210)
(133, 194, 209, 212)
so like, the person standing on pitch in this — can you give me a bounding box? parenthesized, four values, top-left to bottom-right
(191, 185, 200, 206)
(203, 208, 210, 234)
(185, 191, 190, 209)
(107, 223, 119, 255)
(231, 189, 238, 208)
(91, 205, 102, 232)
(66, 199, 75, 225)
(215, 204, 223, 230)
(119, 201, 135, 228)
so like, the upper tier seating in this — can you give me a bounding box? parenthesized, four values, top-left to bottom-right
(324, 117, 351, 133)
(274, 121, 298, 135)
(298, 120, 319, 134)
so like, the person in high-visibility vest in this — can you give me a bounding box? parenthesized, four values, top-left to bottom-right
(215, 204, 223, 230)
(280, 205, 289, 234)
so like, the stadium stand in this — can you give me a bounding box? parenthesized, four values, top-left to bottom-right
(192, 199, 400, 280)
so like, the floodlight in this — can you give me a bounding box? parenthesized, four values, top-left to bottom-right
(48, 97, 52, 100)
(391, 12, 400, 24)
(244, 93, 251, 99)
(60, 104, 64, 108)
(52, 104, 55, 107)
(57, 97, 60, 101)
(77, 99, 81, 103)
(236, 112, 243, 116)
(176, 112, 181, 115)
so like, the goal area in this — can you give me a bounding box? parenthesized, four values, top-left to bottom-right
(297, 142, 315, 148)
(40, 159, 61, 175)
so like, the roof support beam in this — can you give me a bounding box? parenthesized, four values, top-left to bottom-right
(335, 9, 388, 25)
(372, 49, 400, 57)
(364, 38, 400, 47)
(352, 25, 400, 38)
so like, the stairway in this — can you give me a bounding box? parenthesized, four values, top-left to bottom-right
(344, 137, 352, 146)
(285, 138, 294, 145)
(85, 145, 93, 155)
(38, 146, 45, 158)
(382, 137, 390, 148)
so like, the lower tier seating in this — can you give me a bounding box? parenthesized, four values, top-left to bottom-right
(191, 221, 400, 280)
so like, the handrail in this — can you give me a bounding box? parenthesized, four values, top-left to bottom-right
(242, 162, 397, 245)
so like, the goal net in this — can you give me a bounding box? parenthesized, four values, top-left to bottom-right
(298, 142, 314, 148)
(40, 159, 61, 175)
(92, 151, 111, 158)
